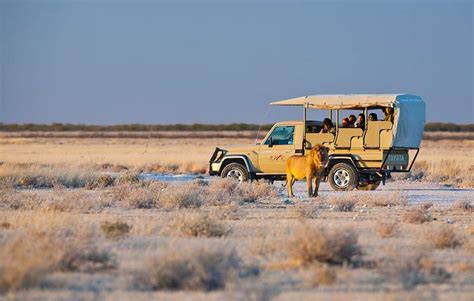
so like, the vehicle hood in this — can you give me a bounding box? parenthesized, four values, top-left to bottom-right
(222, 144, 259, 154)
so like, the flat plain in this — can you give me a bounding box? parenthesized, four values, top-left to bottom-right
(0, 131, 473, 300)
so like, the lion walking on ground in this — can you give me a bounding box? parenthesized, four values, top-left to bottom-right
(285, 145, 329, 198)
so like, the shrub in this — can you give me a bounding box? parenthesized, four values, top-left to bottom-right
(134, 246, 245, 291)
(209, 204, 241, 220)
(378, 252, 451, 290)
(291, 203, 319, 219)
(163, 211, 231, 238)
(451, 200, 473, 212)
(101, 221, 131, 240)
(431, 225, 462, 249)
(0, 229, 115, 293)
(111, 182, 164, 209)
(375, 220, 400, 238)
(403, 208, 431, 224)
(288, 223, 361, 266)
(304, 264, 337, 287)
(158, 182, 203, 209)
(329, 195, 357, 212)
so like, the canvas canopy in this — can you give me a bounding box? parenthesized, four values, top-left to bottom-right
(271, 94, 420, 109)
(271, 94, 426, 148)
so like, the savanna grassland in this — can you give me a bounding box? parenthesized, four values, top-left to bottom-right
(0, 131, 473, 300)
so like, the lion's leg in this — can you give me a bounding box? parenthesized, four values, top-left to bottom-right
(313, 178, 321, 197)
(306, 176, 313, 198)
(287, 174, 294, 197)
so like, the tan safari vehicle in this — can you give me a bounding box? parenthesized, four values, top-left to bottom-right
(209, 94, 425, 191)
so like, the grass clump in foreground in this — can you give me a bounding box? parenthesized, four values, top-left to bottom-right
(378, 251, 451, 290)
(0, 229, 115, 293)
(375, 220, 400, 238)
(163, 211, 231, 238)
(403, 208, 431, 224)
(101, 220, 132, 240)
(288, 223, 361, 266)
(430, 225, 462, 249)
(133, 246, 254, 291)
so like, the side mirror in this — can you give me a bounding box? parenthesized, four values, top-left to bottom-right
(268, 137, 273, 147)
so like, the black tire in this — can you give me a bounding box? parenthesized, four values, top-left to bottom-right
(221, 163, 249, 182)
(356, 181, 381, 191)
(328, 162, 359, 191)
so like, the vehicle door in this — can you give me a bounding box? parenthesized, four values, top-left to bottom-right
(257, 125, 296, 173)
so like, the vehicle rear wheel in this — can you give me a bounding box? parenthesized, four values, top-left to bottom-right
(328, 163, 358, 191)
(221, 163, 249, 182)
(356, 181, 381, 191)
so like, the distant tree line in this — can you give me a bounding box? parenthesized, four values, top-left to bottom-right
(0, 122, 472, 132)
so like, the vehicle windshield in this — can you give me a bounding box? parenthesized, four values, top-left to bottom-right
(264, 126, 295, 145)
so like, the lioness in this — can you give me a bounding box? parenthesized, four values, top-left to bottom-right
(285, 145, 329, 198)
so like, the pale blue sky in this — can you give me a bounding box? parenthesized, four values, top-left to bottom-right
(1, 0, 472, 124)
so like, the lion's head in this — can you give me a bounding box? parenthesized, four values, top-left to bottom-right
(309, 145, 329, 166)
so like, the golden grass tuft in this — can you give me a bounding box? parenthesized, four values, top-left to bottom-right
(375, 220, 400, 238)
(0, 228, 115, 293)
(304, 264, 337, 287)
(378, 251, 451, 290)
(133, 245, 245, 291)
(451, 200, 473, 212)
(430, 225, 462, 249)
(100, 220, 132, 240)
(403, 208, 431, 224)
(163, 211, 231, 238)
(288, 223, 361, 266)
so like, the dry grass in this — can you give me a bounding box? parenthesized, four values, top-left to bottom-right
(430, 225, 462, 249)
(163, 211, 231, 238)
(378, 251, 451, 290)
(375, 220, 400, 238)
(0, 228, 115, 293)
(303, 265, 337, 287)
(288, 223, 361, 266)
(133, 245, 245, 291)
(403, 208, 431, 224)
(101, 220, 132, 240)
(328, 195, 357, 212)
(291, 203, 320, 219)
(451, 200, 473, 212)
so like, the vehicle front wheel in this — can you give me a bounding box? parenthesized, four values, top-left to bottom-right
(328, 163, 358, 191)
(221, 163, 249, 182)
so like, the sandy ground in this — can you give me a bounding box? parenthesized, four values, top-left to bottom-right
(287, 180, 474, 205)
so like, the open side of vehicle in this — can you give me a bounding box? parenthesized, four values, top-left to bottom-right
(209, 94, 426, 191)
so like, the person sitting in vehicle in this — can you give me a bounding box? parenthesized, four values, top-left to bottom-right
(341, 118, 350, 128)
(348, 115, 356, 127)
(383, 107, 394, 122)
(356, 113, 365, 128)
(320, 118, 334, 134)
(368, 113, 378, 121)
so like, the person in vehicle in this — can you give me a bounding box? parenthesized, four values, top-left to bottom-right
(348, 115, 356, 127)
(356, 113, 365, 128)
(341, 118, 350, 128)
(320, 118, 334, 134)
(368, 113, 378, 121)
(383, 107, 394, 122)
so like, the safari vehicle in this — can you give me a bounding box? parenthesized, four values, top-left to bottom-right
(209, 94, 425, 191)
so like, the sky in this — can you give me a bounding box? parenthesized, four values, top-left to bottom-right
(0, 0, 472, 125)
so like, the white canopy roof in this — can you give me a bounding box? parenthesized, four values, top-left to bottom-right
(271, 94, 421, 109)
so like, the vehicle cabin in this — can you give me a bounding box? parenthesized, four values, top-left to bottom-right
(209, 94, 426, 191)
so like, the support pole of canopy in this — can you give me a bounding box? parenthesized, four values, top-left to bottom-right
(329, 109, 333, 120)
(336, 109, 339, 130)
(302, 103, 307, 155)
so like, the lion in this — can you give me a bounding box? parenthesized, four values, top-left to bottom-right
(285, 145, 329, 198)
